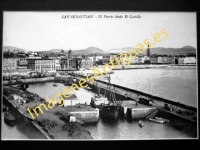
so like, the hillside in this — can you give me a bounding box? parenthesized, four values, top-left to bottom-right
(3, 45, 196, 56)
(108, 45, 196, 55)
(3, 46, 30, 53)
(43, 47, 106, 55)
(72, 47, 106, 55)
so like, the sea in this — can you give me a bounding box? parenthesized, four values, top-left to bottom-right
(2, 68, 197, 140)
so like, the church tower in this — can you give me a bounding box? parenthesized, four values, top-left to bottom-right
(68, 48, 72, 58)
(146, 43, 151, 57)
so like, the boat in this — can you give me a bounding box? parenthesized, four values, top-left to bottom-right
(4, 112, 16, 126)
(90, 95, 109, 107)
(90, 72, 121, 119)
(138, 120, 144, 127)
(53, 83, 57, 87)
(149, 118, 164, 124)
(155, 117, 169, 123)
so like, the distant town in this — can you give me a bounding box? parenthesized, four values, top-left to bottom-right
(2, 45, 197, 79)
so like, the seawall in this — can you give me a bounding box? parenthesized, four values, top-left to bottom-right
(3, 77, 55, 85)
(3, 95, 48, 139)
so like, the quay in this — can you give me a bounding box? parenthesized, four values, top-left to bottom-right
(3, 86, 98, 139)
(3, 74, 197, 138)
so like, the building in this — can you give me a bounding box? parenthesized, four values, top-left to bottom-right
(150, 54, 158, 64)
(27, 52, 40, 57)
(3, 54, 18, 71)
(95, 55, 103, 61)
(61, 58, 82, 70)
(35, 58, 56, 72)
(162, 55, 168, 64)
(178, 56, 185, 64)
(88, 57, 94, 63)
(110, 53, 118, 60)
(55, 59, 61, 70)
(137, 55, 145, 64)
(167, 55, 174, 64)
(157, 55, 163, 64)
(17, 56, 28, 70)
(27, 59, 37, 70)
(102, 54, 110, 64)
(81, 58, 93, 68)
(128, 56, 137, 64)
(184, 55, 196, 64)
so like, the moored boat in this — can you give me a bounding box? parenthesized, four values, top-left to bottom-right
(4, 112, 16, 126)
(155, 117, 169, 123)
(90, 72, 121, 119)
(149, 118, 164, 124)
(138, 120, 144, 127)
(53, 83, 57, 87)
(99, 104, 120, 119)
(90, 95, 109, 108)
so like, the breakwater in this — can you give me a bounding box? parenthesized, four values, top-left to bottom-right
(71, 73, 197, 112)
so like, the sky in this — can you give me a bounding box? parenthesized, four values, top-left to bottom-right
(3, 11, 197, 51)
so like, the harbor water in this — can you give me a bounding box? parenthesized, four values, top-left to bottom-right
(111, 68, 197, 107)
(2, 68, 197, 139)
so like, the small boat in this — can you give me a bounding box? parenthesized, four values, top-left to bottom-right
(138, 120, 144, 128)
(53, 84, 57, 87)
(4, 112, 16, 126)
(155, 117, 169, 123)
(149, 118, 164, 124)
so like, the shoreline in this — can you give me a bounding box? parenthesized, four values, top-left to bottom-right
(112, 64, 196, 70)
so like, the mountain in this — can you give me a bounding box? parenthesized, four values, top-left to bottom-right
(3, 46, 30, 53)
(107, 45, 196, 55)
(3, 45, 196, 56)
(72, 47, 106, 55)
(42, 47, 106, 55)
(49, 49, 65, 53)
